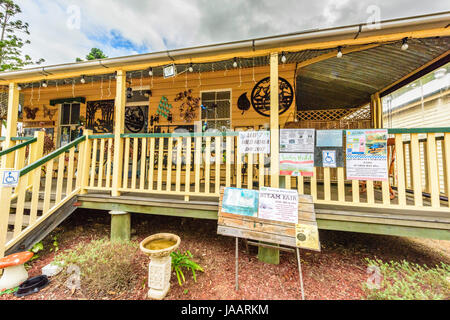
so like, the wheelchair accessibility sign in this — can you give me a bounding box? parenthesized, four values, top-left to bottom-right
(322, 150, 337, 168)
(1, 169, 20, 188)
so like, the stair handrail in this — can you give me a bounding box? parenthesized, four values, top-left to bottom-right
(19, 135, 86, 178)
(0, 137, 37, 158)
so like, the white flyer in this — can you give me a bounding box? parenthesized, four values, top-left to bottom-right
(239, 131, 270, 154)
(258, 187, 299, 224)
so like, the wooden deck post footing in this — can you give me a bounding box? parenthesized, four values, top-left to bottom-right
(109, 211, 131, 242)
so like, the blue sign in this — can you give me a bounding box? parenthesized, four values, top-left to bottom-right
(1, 170, 20, 187)
(322, 150, 337, 168)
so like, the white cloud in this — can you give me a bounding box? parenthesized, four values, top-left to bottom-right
(14, 0, 450, 66)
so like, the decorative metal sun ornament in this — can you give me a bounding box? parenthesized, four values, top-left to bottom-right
(125, 106, 146, 133)
(250, 77, 294, 117)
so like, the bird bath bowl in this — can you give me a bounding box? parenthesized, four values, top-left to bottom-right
(139, 233, 180, 300)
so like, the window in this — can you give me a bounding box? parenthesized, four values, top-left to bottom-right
(60, 103, 81, 147)
(201, 90, 231, 132)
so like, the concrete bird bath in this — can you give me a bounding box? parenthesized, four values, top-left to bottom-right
(139, 233, 180, 300)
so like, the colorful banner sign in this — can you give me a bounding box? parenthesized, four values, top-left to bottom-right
(346, 129, 388, 181)
(222, 187, 259, 217)
(280, 153, 314, 177)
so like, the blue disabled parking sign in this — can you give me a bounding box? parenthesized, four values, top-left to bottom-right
(1, 170, 20, 188)
(322, 150, 337, 168)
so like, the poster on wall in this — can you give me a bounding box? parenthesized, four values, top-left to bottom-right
(258, 187, 299, 224)
(346, 129, 388, 181)
(238, 131, 270, 154)
(314, 130, 344, 168)
(316, 130, 343, 147)
(280, 153, 314, 177)
(280, 129, 315, 153)
(222, 187, 259, 217)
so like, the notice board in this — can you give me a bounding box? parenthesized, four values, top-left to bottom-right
(217, 187, 320, 251)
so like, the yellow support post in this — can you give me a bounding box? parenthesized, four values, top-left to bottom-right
(79, 130, 93, 195)
(2, 83, 19, 168)
(112, 70, 126, 197)
(27, 131, 44, 187)
(270, 52, 280, 188)
(259, 52, 280, 265)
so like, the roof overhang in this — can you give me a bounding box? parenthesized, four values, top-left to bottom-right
(0, 11, 449, 84)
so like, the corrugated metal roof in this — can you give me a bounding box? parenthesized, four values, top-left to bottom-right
(297, 37, 450, 110)
(8, 37, 449, 113)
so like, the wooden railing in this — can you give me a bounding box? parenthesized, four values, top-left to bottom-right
(2, 127, 449, 257)
(0, 136, 40, 172)
(0, 135, 86, 257)
(84, 129, 449, 212)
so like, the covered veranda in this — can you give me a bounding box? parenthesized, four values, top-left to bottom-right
(0, 12, 449, 259)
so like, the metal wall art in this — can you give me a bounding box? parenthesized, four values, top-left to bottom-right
(43, 105, 57, 120)
(125, 106, 148, 133)
(175, 89, 200, 123)
(86, 100, 115, 133)
(237, 93, 251, 115)
(157, 96, 173, 120)
(24, 107, 39, 120)
(250, 77, 294, 117)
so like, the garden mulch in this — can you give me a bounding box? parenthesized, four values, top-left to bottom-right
(1, 209, 449, 300)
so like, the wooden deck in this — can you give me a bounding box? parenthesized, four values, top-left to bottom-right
(77, 187, 450, 240)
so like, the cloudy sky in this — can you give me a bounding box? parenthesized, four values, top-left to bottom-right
(15, 0, 450, 66)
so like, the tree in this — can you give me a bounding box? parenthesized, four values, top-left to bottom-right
(0, 0, 44, 71)
(76, 48, 108, 62)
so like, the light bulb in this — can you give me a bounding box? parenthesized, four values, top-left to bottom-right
(42, 81, 48, 88)
(148, 68, 153, 76)
(188, 64, 194, 72)
(233, 58, 238, 68)
(337, 47, 343, 58)
(401, 38, 409, 51)
(281, 52, 287, 63)
(80, 76, 86, 84)
(17, 85, 22, 91)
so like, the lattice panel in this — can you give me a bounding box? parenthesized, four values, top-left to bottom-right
(0, 91, 25, 120)
(341, 104, 371, 121)
(297, 105, 371, 122)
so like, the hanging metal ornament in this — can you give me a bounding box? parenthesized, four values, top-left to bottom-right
(37, 82, 41, 102)
(140, 70, 144, 95)
(30, 83, 34, 104)
(252, 57, 256, 83)
(108, 76, 112, 97)
(100, 76, 104, 99)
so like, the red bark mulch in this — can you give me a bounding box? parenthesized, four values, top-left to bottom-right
(1, 209, 448, 300)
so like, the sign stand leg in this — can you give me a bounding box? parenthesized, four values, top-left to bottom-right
(235, 237, 239, 291)
(296, 247, 305, 300)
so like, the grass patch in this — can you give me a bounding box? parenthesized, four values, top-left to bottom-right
(363, 258, 450, 300)
(54, 238, 140, 295)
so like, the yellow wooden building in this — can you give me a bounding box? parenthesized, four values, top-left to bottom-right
(0, 12, 449, 261)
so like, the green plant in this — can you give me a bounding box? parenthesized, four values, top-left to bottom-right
(0, 287, 18, 296)
(50, 235, 59, 252)
(171, 250, 204, 286)
(29, 241, 44, 262)
(363, 258, 450, 300)
(54, 238, 139, 295)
